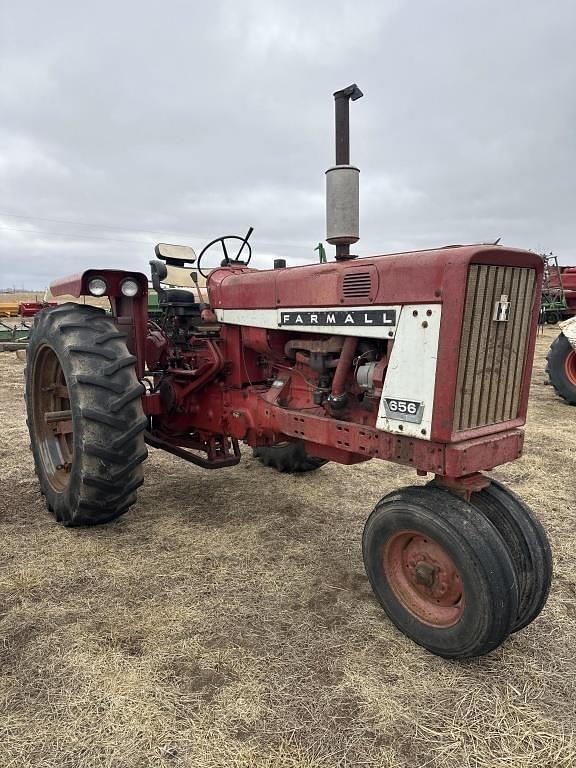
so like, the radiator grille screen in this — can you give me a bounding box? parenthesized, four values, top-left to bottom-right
(453, 265, 536, 432)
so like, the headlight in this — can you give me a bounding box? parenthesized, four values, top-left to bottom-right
(120, 278, 139, 297)
(87, 277, 107, 296)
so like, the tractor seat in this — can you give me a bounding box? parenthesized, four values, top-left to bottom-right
(155, 243, 197, 266)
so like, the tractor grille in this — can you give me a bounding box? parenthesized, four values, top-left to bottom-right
(453, 264, 536, 432)
(342, 271, 372, 299)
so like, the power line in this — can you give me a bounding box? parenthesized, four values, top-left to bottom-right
(0, 209, 189, 238)
(0, 210, 314, 250)
(0, 223, 154, 246)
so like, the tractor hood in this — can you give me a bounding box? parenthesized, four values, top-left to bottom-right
(207, 245, 543, 310)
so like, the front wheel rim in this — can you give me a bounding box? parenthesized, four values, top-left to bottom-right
(564, 349, 576, 386)
(31, 344, 74, 493)
(383, 530, 464, 628)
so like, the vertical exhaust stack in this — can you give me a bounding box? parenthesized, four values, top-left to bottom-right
(326, 84, 363, 261)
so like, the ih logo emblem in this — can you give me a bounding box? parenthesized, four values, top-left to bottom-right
(493, 294, 511, 322)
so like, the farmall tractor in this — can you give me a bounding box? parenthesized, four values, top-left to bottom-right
(25, 86, 552, 659)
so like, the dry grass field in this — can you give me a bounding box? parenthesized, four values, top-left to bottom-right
(1, 291, 110, 310)
(0, 324, 574, 768)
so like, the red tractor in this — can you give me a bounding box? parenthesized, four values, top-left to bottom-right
(25, 86, 551, 659)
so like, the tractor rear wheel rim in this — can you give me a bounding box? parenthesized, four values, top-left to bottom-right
(564, 349, 576, 386)
(383, 530, 464, 628)
(31, 344, 74, 493)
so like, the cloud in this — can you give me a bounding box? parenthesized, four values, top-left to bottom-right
(0, 136, 69, 178)
(1, 0, 575, 288)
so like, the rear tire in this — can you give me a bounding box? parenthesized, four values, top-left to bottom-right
(362, 485, 518, 658)
(470, 479, 552, 632)
(253, 441, 326, 473)
(25, 303, 147, 526)
(546, 332, 576, 404)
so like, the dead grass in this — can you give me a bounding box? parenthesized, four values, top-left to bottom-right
(0, 326, 575, 767)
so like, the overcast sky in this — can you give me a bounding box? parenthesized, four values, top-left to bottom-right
(1, 0, 575, 288)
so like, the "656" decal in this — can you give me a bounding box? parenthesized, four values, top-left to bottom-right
(383, 397, 424, 424)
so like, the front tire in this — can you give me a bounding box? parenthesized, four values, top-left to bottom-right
(469, 479, 552, 632)
(25, 303, 148, 526)
(362, 486, 518, 658)
(546, 333, 576, 404)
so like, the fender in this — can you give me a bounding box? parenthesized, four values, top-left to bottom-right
(50, 269, 148, 299)
(50, 269, 149, 378)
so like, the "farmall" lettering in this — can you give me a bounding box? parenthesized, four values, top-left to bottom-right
(280, 309, 397, 327)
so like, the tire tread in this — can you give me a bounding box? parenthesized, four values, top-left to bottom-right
(25, 302, 147, 526)
(546, 333, 576, 404)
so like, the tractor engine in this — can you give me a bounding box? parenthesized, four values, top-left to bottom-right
(139, 240, 541, 485)
(158, 289, 201, 340)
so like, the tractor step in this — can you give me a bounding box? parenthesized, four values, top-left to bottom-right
(144, 430, 241, 469)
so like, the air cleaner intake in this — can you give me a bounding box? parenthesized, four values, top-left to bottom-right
(342, 270, 372, 299)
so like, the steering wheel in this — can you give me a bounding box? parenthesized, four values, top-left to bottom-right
(196, 227, 253, 279)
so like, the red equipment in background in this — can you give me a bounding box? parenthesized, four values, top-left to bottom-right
(548, 266, 576, 317)
(18, 301, 58, 317)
